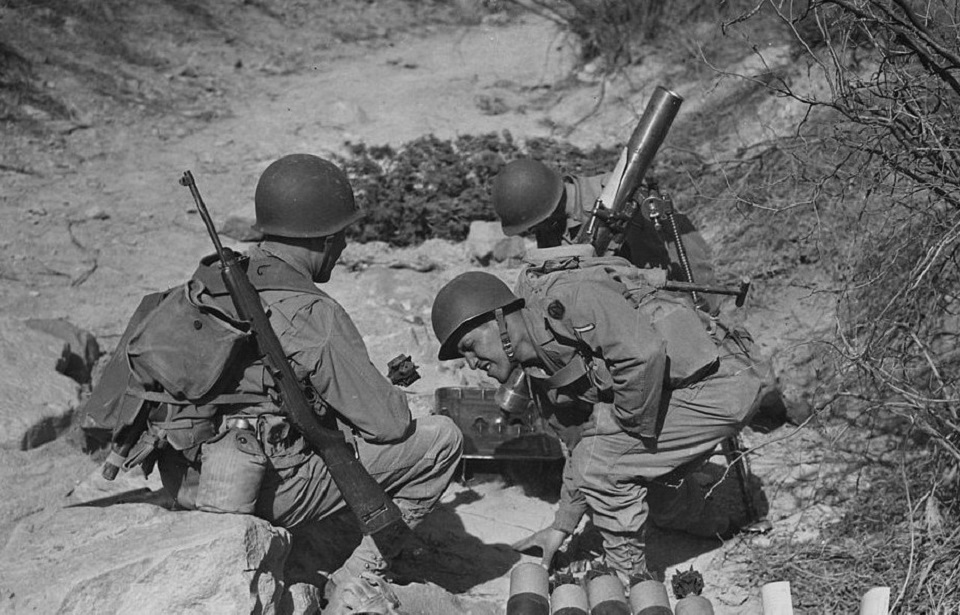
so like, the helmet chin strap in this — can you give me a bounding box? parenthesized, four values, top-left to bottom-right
(494, 307, 518, 366)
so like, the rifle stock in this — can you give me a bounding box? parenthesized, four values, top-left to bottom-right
(179, 171, 409, 554)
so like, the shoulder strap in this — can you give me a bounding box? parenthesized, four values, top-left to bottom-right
(192, 253, 327, 298)
(527, 354, 590, 389)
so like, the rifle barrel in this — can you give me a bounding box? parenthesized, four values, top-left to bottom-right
(180, 171, 227, 261)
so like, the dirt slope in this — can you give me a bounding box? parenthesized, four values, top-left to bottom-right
(0, 3, 837, 613)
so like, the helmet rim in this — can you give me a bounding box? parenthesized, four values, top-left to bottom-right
(253, 154, 360, 239)
(493, 159, 565, 236)
(432, 272, 525, 360)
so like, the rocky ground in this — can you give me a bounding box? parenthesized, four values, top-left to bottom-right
(0, 3, 843, 613)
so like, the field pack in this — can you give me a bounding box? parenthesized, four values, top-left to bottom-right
(515, 253, 721, 390)
(78, 253, 323, 459)
(79, 279, 262, 453)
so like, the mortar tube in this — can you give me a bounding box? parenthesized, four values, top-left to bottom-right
(629, 579, 672, 615)
(552, 583, 589, 615)
(586, 574, 630, 615)
(674, 595, 715, 615)
(507, 562, 550, 615)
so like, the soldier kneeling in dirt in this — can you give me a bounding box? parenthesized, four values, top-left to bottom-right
(97, 154, 463, 614)
(490, 158, 810, 431)
(430, 267, 770, 586)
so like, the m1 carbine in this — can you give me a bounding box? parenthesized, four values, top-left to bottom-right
(179, 171, 410, 555)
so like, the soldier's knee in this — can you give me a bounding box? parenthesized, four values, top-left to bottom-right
(418, 414, 463, 465)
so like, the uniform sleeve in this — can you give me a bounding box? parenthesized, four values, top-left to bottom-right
(564, 279, 668, 437)
(273, 295, 412, 444)
(552, 459, 588, 533)
(565, 174, 607, 227)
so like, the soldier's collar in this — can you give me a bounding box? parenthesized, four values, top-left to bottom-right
(520, 307, 556, 350)
(253, 244, 313, 280)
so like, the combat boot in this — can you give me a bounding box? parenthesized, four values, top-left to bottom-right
(324, 535, 402, 615)
(598, 529, 656, 588)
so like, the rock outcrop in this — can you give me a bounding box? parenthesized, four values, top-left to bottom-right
(0, 504, 293, 614)
(0, 318, 83, 450)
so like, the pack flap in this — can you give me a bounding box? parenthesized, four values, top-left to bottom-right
(78, 290, 170, 441)
(126, 279, 254, 402)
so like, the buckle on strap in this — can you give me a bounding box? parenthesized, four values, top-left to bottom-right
(224, 416, 256, 432)
(495, 307, 516, 364)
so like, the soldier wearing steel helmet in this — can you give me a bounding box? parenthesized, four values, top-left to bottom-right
(155, 154, 462, 614)
(492, 159, 809, 432)
(430, 270, 768, 586)
(492, 159, 718, 303)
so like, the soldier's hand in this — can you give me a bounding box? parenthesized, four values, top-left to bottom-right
(511, 527, 568, 570)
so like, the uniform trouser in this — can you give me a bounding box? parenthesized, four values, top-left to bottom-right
(158, 415, 463, 533)
(568, 344, 765, 576)
(254, 415, 463, 530)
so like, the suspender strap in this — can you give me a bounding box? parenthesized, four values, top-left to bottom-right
(528, 354, 590, 389)
(495, 307, 517, 364)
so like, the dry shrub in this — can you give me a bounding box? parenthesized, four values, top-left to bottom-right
(770, 0, 960, 462)
(506, 0, 736, 68)
(706, 2, 960, 609)
(749, 454, 960, 612)
(705, 0, 960, 454)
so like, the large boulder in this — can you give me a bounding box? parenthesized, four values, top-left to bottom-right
(0, 505, 292, 614)
(0, 318, 82, 450)
(24, 317, 101, 384)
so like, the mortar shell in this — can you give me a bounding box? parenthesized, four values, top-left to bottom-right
(586, 574, 630, 615)
(552, 583, 589, 615)
(507, 562, 550, 615)
(629, 579, 672, 615)
(674, 595, 714, 615)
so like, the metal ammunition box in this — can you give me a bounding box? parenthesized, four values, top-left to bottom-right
(434, 386, 563, 460)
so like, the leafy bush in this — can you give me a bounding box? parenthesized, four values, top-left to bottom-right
(335, 131, 619, 246)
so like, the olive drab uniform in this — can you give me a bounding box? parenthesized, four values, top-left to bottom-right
(561, 173, 720, 313)
(514, 253, 766, 579)
(565, 173, 794, 430)
(153, 245, 462, 531)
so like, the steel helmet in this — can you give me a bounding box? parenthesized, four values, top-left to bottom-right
(432, 272, 524, 360)
(253, 154, 362, 238)
(492, 159, 565, 236)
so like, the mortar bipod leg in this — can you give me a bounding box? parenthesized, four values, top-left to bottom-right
(721, 436, 772, 534)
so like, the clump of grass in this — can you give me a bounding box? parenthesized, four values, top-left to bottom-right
(746, 454, 960, 612)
